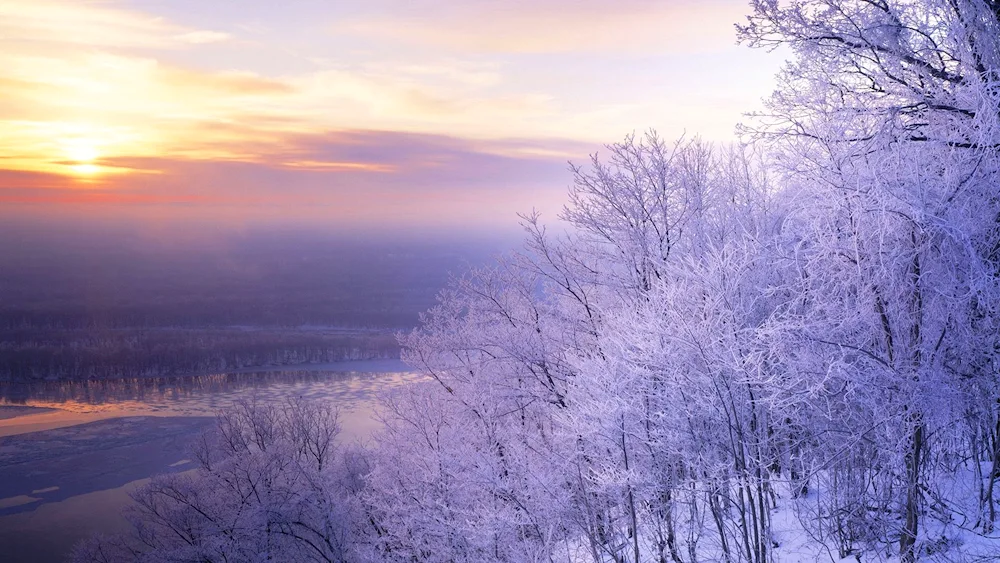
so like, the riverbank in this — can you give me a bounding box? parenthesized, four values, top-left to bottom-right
(0, 405, 55, 420)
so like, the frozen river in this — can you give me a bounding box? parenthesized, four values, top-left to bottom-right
(0, 360, 418, 563)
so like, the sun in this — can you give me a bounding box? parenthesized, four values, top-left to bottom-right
(63, 140, 102, 177)
(66, 144, 99, 163)
(69, 163, 101, 176)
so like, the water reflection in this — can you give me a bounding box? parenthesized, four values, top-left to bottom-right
(0, 360, 419, 417)
(0, 474, 146, 563)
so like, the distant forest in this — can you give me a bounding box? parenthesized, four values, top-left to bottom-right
(0, 230, 505, 381)
(0, 326, 399, 381)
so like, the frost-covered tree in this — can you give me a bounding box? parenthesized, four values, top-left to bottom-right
(739, 1, 1000, 560)
(72, 399, 364, 563)
(365, 134, 789, 563)
(369, 1, 1000, 557)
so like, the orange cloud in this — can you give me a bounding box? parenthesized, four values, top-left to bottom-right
(0, 0, 782, 193)
(0, 129, 581, 231)
(280, 161, 397, 173)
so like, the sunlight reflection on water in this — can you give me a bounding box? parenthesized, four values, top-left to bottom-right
(0, 360, 426, 438)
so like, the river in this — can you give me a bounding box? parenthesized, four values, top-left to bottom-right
(0, 359, 418, 563)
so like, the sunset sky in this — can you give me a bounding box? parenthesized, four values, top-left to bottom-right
(0, 0, 784, 233)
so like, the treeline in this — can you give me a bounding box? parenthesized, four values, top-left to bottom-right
(0, 327, 399, 381)
(0, 300, 429, 331)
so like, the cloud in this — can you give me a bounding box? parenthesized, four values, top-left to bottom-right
(131, 129, 584, 193)
(0, 38, 578, 179)
(0, 1, 229, 49)
(0, 0, 781, 196)
(0, 48, 303, 175)
(332, 0, 746, 54)
(174, 30, 231, 45)
(0, 130, 586, 229)
(167, 68, 295, 96)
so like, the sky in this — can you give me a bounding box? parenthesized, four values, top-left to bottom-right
(0, 0, 785, 234)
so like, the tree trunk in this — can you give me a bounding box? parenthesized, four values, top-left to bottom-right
(900, 420, 924, 563)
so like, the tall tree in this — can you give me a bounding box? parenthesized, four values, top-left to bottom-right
(740, 1, 1000, 560)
